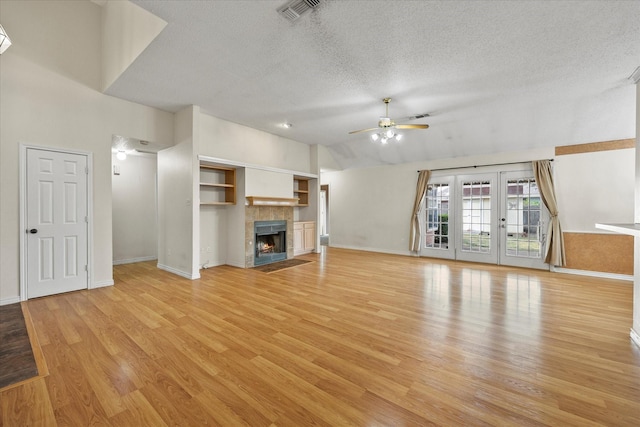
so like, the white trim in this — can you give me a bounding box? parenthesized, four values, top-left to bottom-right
(157, 263, 201, 280)
(113, 256, 158, 265)
(631, 328, 640, 349)
(0, 296, 21, 306)
(329, 244, 412, 257)
(551, 266, 633, 282)
(199, 155, 318, 179)
(594, 223, 640, 237)
(20, 144, 94, 300)
(93, 280, 114, 288)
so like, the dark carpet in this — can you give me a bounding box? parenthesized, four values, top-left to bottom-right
(0, 303, 38, 389)
(253, 258, 312, 273)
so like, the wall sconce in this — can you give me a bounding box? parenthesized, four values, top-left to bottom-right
(0, 25, 12, 55)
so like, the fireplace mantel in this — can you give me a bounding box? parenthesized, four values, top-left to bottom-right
(246, 196, 299, 206)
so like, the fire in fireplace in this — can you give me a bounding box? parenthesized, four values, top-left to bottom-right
(254, 220, 287, 266)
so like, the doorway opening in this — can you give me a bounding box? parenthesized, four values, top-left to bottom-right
(111, 135, 160, 266)
(320, 184, 329, 246)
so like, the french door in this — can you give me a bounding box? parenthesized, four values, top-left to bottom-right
(421, 169, 549, 270)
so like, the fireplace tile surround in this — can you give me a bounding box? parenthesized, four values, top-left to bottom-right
(245, 206, 294, 267)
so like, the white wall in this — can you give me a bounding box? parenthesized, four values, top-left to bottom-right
(158, 141, 196, 278)
(157, 107, 198, 279)
(322, 148, 556, 255)
(555, 149, 634, 232)
(226, 169, 247, 268)
(199, 207, 228, 268)
(101, 0, 166, 91)
(0, 1, 174, 304)
(199, 113, 311, 173)
(322, 164, 417, 255)
(245, 169, 294, 198)
(634, 82, 639, 338)
(112, 153, 158, 264)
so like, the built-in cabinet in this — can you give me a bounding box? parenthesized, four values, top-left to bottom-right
(293, 221, 316, 255)
(294, 177, 309, 206)
(199, 164, 236, 205)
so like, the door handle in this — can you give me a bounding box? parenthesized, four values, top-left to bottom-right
(28, 228, 38, 234)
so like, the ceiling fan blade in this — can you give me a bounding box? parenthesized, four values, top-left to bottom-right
(348, 127, 379, 135)
(395, 124, 429, 130)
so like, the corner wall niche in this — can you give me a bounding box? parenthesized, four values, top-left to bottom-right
(245, 206, 294, 267)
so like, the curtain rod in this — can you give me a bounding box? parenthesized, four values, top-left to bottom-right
(418, 159, 553, 173)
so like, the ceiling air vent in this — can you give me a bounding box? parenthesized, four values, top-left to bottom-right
(278, 0, 321, 22)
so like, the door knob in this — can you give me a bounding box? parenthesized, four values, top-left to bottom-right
(28, 228, 38, 234)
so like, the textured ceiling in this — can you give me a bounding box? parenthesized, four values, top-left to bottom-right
(105, 0, 640, 170)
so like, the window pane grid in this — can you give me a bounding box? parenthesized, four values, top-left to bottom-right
(506, 178, 542, 259)
(424, 184, 449, 250)
(461, 181, 491, 253)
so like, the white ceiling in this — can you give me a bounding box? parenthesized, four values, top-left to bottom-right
(105, 0, 640, 170)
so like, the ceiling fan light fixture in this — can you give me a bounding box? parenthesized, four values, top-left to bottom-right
(350, 97, 429, 143)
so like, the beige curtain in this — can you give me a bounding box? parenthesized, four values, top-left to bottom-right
(532, 160, 566, 266)
(409, 170, 431, 253)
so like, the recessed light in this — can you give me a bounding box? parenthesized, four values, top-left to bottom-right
(281, 123, 293, 129)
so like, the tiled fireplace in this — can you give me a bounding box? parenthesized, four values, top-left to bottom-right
(245, 206, 294, 267)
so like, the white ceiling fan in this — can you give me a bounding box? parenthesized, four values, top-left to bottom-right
(349, 98, 429, 143)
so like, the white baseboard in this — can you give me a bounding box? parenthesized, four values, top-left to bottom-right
(157, 263, 200, 280)
(200, 257, 226, 269)
(551, 267, 633, 282)
(0, 296, 21, 306)
(92, 279, 114, 289)
(113, 256, 157, 265)
(631, 328, 640, 349)
(328, 244, 412, 257)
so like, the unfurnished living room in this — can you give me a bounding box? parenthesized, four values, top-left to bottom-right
(1, 1, 640, 426)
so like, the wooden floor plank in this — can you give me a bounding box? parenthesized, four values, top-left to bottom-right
(2, 247, 640, 426)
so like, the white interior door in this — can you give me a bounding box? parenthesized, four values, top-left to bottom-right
(26, 148, 88, 298)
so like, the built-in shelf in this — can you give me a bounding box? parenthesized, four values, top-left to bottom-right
(294, 177, 309, 206)
(200, 164, 236, 205)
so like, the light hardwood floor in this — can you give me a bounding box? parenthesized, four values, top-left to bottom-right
(2, 247, 640, 426)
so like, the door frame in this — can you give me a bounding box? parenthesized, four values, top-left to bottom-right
(320, 184, 329, 237)
(19, 144, 94, 301)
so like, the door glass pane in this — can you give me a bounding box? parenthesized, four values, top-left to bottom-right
(461, 181, 491, 253)
(424, 184, 449, 249)
(506, 178, 542, 259)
